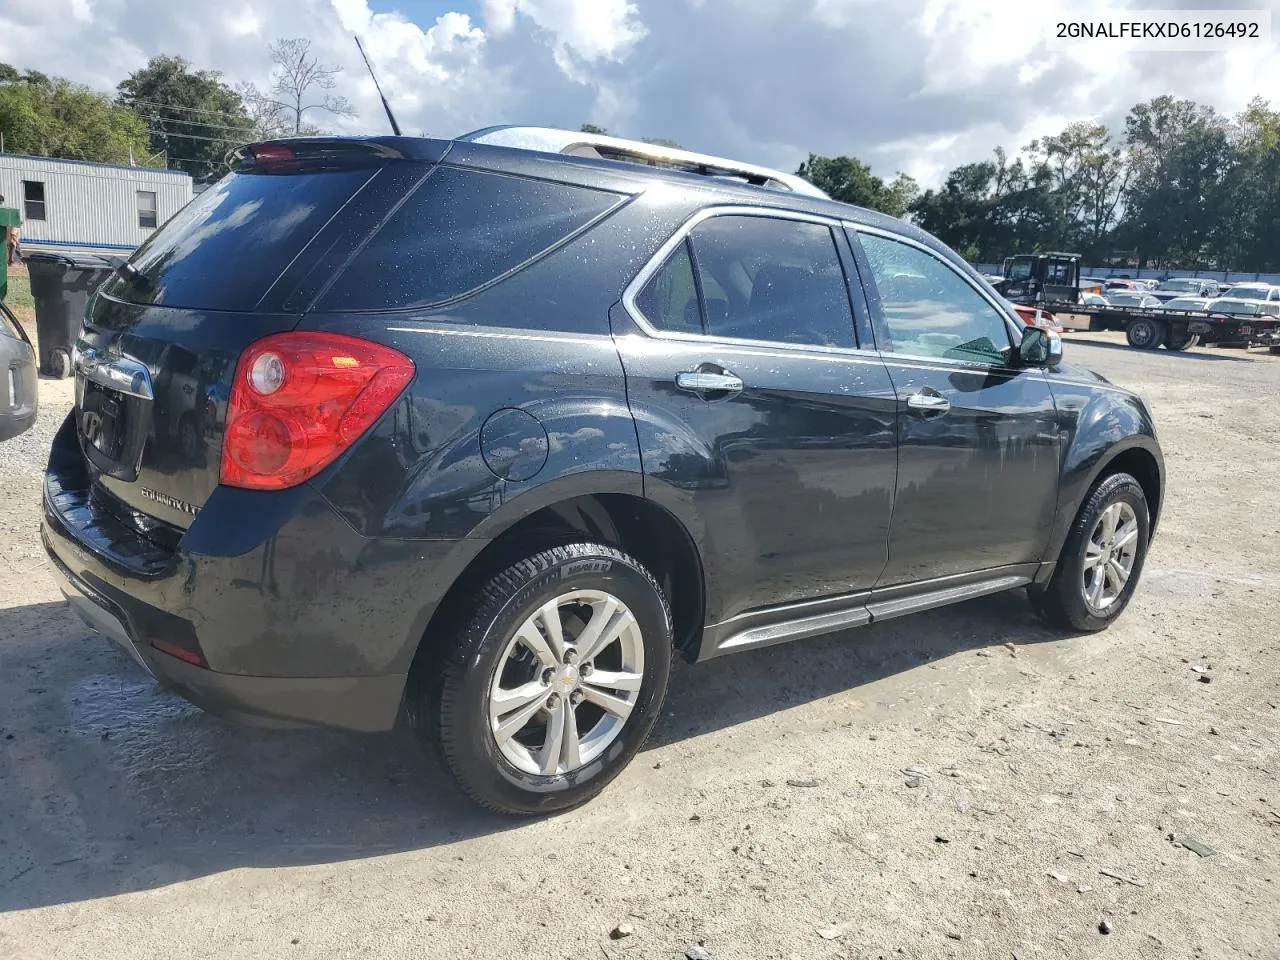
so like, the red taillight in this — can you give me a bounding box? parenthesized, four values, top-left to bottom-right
(221, 332, 414, 491)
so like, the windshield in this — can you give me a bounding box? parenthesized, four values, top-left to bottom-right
(1229, 285, 1273, 301)
(1209, 299, 1261, 315)
(1159, 279, 1198, 292)
(1006, 260, 1033, 281)
(1164, 298, 1207, 311)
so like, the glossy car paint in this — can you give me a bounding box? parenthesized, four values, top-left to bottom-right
(41, 133, 1165, 731)
(0, 303, 37, 442)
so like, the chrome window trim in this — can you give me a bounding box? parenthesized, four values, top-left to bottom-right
(620, 205, 866, 357)
(845, 222, 1026, 365)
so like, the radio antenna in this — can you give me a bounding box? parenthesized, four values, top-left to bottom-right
(354, 35, 402, 136)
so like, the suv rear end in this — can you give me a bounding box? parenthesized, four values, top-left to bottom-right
(41, 135, 653, 732)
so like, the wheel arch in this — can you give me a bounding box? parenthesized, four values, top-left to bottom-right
(409, 491, 707, 683)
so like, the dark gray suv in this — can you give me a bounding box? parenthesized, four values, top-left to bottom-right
(42, 126, 1163, 814)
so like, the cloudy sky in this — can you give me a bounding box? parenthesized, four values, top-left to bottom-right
(1, 0, 1276, 185)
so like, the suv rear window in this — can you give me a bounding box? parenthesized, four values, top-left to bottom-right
(315, 166, 623, 312)
(105, 168, 374, 312)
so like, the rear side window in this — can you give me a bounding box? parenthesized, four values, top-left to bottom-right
(690, 216, 855, 347)
(634, 240, 701, 334)
(316, 166, 622, 312)
(105, 168, 374, 312)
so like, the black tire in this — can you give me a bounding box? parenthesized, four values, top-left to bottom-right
(409, 542, 672, 815)
(1163, 328, 1199, 351)
(1126, 318, 1165, 350)
(1032, 472, 1150, 632)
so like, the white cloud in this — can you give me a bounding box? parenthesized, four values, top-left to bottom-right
(0, 0, 1274, 187)
(481, 0, 646, 61)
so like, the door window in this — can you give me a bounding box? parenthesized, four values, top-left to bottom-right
(858, 232, 1013, 365)
(634, 239, 701, 334)
(688, 216, 855, 348)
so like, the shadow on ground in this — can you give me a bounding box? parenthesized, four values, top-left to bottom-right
(0, 590, 1062, 912)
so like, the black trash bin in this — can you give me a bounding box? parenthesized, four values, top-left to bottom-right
(26, 252, 119, 378)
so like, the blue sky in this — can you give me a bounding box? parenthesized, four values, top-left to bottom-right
(1, 0, 1276, 185)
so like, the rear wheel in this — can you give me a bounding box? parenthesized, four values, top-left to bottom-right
(1164, 327, 1199, 351)
(1126, 318, 1165, 350)
(410, 542, 672, 815)
(1032, 472, 1150, 632)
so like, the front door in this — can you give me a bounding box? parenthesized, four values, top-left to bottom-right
(849, 227, 1061, 587)
(615, 211, 898, 623)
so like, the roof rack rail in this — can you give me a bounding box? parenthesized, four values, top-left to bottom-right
(457, 125, 829, 199)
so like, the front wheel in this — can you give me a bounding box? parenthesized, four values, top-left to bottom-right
(411, 543, 672, 815)
(1126, 318, 1165, 350)
(1032, 472, 1150, 632)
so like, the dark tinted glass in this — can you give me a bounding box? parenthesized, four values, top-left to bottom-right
(635, 239, 701, 334)
(104, 168, 373, 311)
(318, 166, 621, 312)
(688, 216, 855, 348)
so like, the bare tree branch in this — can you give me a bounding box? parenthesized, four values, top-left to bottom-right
(263, 38, 357, 135)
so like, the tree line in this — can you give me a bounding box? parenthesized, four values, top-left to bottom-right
(0, 40, 354, 180)
(797, 96, 1280, 273)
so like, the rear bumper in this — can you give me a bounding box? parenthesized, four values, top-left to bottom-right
(40, 413, 489, 731)
(46, 537, 406, 731)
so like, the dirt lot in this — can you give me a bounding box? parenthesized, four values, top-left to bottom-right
(1, 332, 1277, 960)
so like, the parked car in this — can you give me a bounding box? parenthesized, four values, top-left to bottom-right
(1207, 297, 1280, 317)
(1104, 279, 1137, 291)
(0, 302, 37, 442)
(1106, 292, 1162, 309)
(1152, 278, 1219, 301)
(1222, 283, 1280, 303)
(42, 127, 1165, 815)
(1080, 292, 1109, 307)
(1161, 297, 1213, 312)
(1004, 298, 1064, 334)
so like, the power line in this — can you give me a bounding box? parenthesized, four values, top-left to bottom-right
(145, 128, 252, 145)
(139, 112, 255, 134)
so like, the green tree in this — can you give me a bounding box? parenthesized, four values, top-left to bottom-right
(1120, 96, 1231, 268)
(0, 64, 151, 164)
(796, 153, 914, 217)
(117, 55, 254, 178)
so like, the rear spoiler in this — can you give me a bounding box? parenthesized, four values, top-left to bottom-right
(228, 137, 453, 172)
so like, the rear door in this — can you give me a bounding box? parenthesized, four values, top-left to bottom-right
(847, 226, 1061, 587)
(70, 143, 442, 528)
(0, 303, 37, 442)
(615, 210, 898, 622)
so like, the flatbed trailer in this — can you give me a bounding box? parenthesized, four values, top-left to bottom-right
(1041, 300, 1280, 351)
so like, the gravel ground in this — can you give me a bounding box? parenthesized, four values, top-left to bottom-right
(0, 332, 1277, 960)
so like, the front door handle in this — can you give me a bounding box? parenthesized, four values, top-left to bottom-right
(906, 390, 950, 414)
(676, 370, 743, 396)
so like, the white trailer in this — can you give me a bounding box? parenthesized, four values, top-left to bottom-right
(0, 154, 193, 256)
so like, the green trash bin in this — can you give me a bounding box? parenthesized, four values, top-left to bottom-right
(25, 251, 118, 378)
(0, 207, 19, 303)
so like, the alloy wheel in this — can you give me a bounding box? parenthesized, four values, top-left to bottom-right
(488, 590, 645, 776)
(1081, 501, 1139, 613)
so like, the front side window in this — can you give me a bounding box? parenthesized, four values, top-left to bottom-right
(22, 181, 45, 221)
(137, 190, 158, 229)
(858, 232, 1012, 364)
(686, 215, 855, 348)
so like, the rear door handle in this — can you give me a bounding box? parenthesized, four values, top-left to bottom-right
(906, 391, 950, 414)
(676, 370, 743, 395)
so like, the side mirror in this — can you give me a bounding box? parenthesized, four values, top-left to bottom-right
(1018, 325, 1063, 368)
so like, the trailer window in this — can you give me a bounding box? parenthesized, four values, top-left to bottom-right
(137, 190, 158, 229)
(22, 181, 45, 221)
